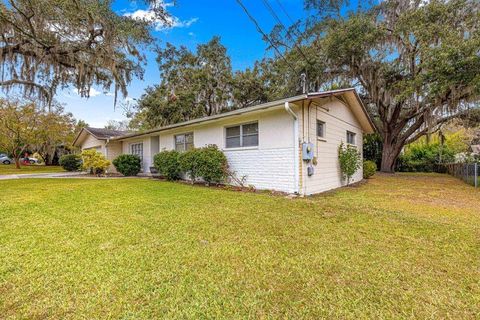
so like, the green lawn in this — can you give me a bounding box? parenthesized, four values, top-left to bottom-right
(0, 174, 479, 319)
(0, 164, 65, 175)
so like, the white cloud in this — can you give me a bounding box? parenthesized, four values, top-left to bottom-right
(173, 17, 198, 29)
(63, 87, 103, 98)
(88, 88, 101, 97)
(124, 1, 197, 31)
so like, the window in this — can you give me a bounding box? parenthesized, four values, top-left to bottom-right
(317, 120, 325, 138)
(175, 132, 194, 152)
(131, 143, 143, 161)
(226, 122, 258, 148)
(346, 131, 356, 144)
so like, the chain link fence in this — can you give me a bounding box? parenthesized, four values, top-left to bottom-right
(445, 163, 479, 188)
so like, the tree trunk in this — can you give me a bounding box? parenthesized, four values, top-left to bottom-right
(380, 140, 403, 173)
(14, 158, 21, 169)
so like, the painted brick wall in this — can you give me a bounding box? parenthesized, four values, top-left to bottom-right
(224, 147, 295, 193)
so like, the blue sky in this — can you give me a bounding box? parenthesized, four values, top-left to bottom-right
(59, 0, 313, 127)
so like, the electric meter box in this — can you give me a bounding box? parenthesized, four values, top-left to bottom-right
(302, 142, 314, 160)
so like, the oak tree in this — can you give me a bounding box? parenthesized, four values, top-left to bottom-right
(273, 0, 480, 172)
(0, 0, 169, 107)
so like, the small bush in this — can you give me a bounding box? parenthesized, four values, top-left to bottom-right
(59, 154, 82, 171)
(112, 154, 142, 176)
(81, 149, 111, 175)
(179, 148, 201, 182)
(363, 160, 377, 179)
(196, 145, 228, 184)
(338, 142, 361, 185)
(153, 150, 181, 180)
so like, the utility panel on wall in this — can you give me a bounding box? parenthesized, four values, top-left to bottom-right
(302, 142, 314, 160)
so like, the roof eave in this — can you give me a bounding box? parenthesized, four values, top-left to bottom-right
(110, 88, 376, 141)
(113, 94, 308, 141)
(307, 88, 376, 134)
(72, 127, 108, 147)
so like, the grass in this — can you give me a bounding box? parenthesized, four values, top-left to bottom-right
(0, 173, 479, 319)
(0, 164, 65, 175)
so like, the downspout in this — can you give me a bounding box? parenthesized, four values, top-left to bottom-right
(105, 138, 110, 174)
(285, 101, 299, 194)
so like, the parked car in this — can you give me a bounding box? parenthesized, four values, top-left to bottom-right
(0, 154, 12, 165)
(21, 157, 39, 164)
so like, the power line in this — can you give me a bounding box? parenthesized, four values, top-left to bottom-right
(273, 0, 310, 50)
(261, 0, 312, 65)
(235, 0, 297, 74)
(274, 0, 296, 25)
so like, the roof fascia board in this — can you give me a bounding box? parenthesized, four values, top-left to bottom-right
(114, 94, 307, 141)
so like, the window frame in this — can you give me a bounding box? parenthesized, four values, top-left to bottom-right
(130, 142, 144, 162)
(174, 132, 194, 152)
(346, 131, 356, 145)
(316, 120, 326, 139)
(225, 121, 259, 149)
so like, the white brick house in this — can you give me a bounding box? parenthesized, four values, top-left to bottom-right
(73, 88, 376, 195)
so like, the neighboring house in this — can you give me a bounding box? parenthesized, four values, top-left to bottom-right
(73, 127, 129, 172)
(471, 134, 480, 155)
(73, 88, 376, 195)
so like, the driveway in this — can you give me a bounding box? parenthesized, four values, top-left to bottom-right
(0, 172, 87, 180)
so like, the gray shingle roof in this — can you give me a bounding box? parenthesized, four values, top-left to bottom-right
(85, 127, 130, 139)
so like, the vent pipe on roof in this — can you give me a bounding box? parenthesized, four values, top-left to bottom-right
(300, 73, 307, 94)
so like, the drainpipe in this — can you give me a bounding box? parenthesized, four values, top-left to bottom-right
(285, 101, 300, 194)
(105, 138, 110, 157)
(105, 138, 110, 174)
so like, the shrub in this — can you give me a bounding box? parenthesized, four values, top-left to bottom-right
(81, 149, 111, 175)
(396, 142, 455, 172)
(59, 154, 82, 171)
(153, 150, 181, 180)
(196, 145, 228, 184)
(179, 148, 201, 183)
(112, 154, 142, 176)
(363, 133, 383, 169)
(363, 160, 377, 179)
(338, 142, 361, 185)
(154, 146, 228, 184)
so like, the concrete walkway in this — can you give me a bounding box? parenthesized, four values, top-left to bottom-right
(0, 172, 87, 180)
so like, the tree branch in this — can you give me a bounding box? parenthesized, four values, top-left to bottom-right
(0, 79, 51, 102)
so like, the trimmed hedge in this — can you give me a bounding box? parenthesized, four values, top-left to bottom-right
(195, 145, 227, 184)
(113, 154, 142, 176)
(363, 160, 377, 179)
(59, 154, 82, 171)
(155, 145, 228, 184)
(153, 150, 181, 181)
(179, 148, 201, 182)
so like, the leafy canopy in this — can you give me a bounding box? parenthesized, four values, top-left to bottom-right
(0, 0, 169, 106)
(130, 37, 276, 129)
(269, 0, 480, 171)
(0, 99, 40, 167)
